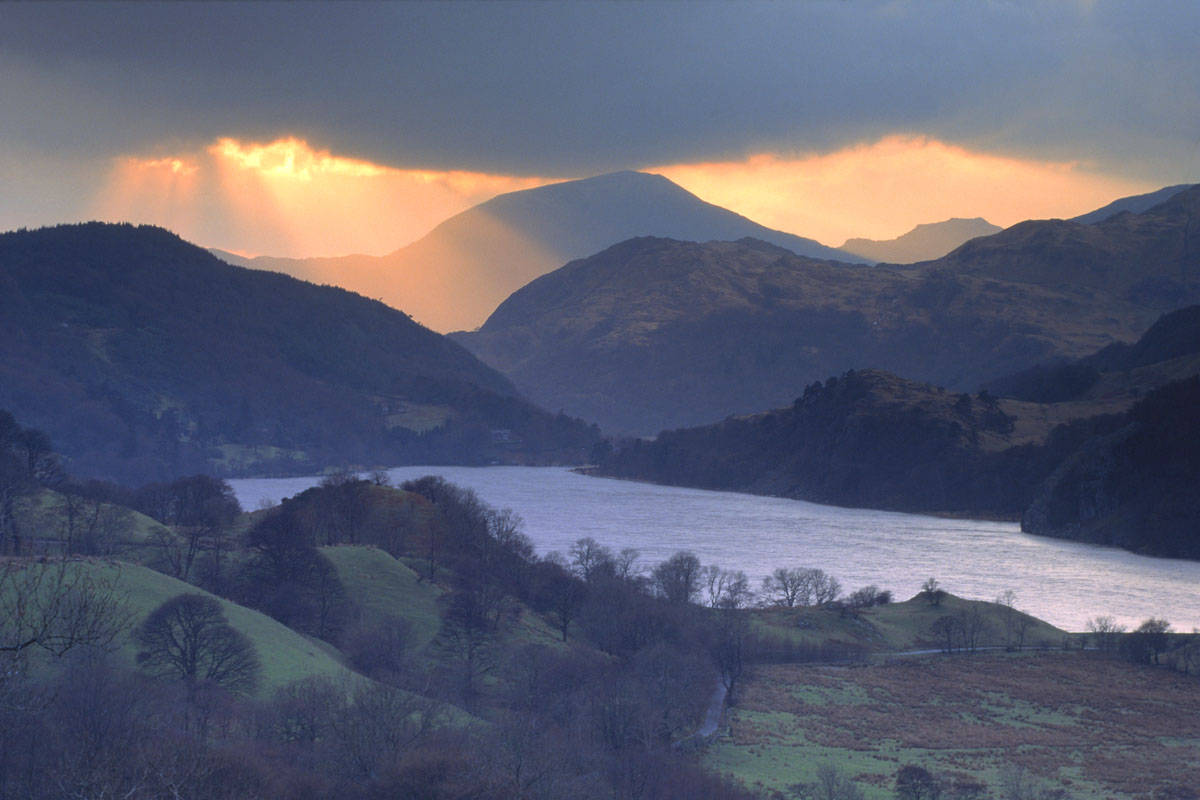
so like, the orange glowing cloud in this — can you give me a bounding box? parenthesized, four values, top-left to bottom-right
(651, 136, 1154, 246)
(93, 137, 553, 257)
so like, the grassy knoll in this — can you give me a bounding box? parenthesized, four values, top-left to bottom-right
(706, 651, 1200, 799)
(17, 488, 171, 552)
(70, 560, 354, 697)
(753, 593, 1067, 654)
(321, 545, 445, 651)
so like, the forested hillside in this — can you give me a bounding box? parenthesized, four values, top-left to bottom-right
(0, 223, 598, 483)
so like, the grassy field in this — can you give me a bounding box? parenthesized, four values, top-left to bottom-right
(706, 651, 1200, 800)
(57, 561, 356, 697)
(322, 545, 445, 651)
(753, 593, 1067, 654)
(383, 401, 454, 433)
(17, 488, 172, 550)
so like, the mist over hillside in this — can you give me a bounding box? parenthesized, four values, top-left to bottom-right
(455, 187, 1200, 435)
(213, 171, 858, 333)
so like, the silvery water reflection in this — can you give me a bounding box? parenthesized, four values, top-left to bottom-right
(229, 466, 1200, 632)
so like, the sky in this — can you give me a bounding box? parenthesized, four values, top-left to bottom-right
(1, 1, 1197, 257)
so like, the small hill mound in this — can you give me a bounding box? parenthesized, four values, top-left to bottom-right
(322, 545, 444, 651)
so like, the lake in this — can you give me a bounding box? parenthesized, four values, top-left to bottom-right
(229, 466, 1200, 632)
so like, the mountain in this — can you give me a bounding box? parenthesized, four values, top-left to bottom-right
(1070, 183, 1198, 225)
(212, 170, 857, 333)
(840, 217, 1002, 263)
(933, 184, 1200, 304)
(984, 305, 1200, 403)
(0, 223, 598, 484)
(453, 186, 1200, 434)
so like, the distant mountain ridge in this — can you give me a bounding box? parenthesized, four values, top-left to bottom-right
(212, 170, 858, 333)
(933, 184, 1200, 301)
(1070, 183, 1197, 225)
(0, 223, 597, 483)
(455, 186, 1200, 435)
(840, 217, 1002, 263)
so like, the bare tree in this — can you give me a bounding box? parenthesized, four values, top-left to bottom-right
(931, 615, 963, 654)
(651, 550, 702, 605)
(327, 676, 443, 781)
(435, 590, 497, 709)
(569, 537, 614, 583)
(760, 567, 809, 607)
(790, 762, 865, 800)
(761, 567, 841, 608)
(534, 559, 586, 643)
(895, 764, 943, 800)
(58, 492, 132, 556)
(813, 571, 842, 606)
(996, 764, 1062, 800)
(956, 604, 990, 654)
(0, 442, 33, 555)
(135, 593, 261, 694)
(614, 547, 642, 581)
(921, 578, 946, 606)
(1085, 616, 1126, 653)
(1124, 618, 1171, 664)
(144, 476, 241, 584)
(0, 559, 130, 660)
(713, 586, 753, 705)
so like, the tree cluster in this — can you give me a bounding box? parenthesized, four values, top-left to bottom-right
(1, 409, 65, 554)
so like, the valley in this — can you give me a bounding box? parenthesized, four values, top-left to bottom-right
(4, 5, 1200, 799)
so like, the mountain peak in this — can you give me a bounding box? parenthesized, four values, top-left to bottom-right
(223, 170, 856, 333)
(840, 217, 1001, 263)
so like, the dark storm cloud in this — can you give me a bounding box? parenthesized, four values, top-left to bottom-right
(1, 1, 1197, 179)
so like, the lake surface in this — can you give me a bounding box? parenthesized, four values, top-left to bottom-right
(229, 466, 1200, 632)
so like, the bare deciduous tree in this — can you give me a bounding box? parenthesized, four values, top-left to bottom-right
(651, 550, 702, 605)
(790, 762, 865, 800)
(1085, 616, 1126, 653)
(569, 536, 614, 583)
(895, 764, 943, 800)
(921, 577, 946, 606)
(135, 593, 261, 694)
(0, 559, 131, 659)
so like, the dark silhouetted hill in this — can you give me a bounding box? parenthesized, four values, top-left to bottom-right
(593, 311, 1200, 558)
(0, 223, 598, 484)
(1022, 377, 1200, 558)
